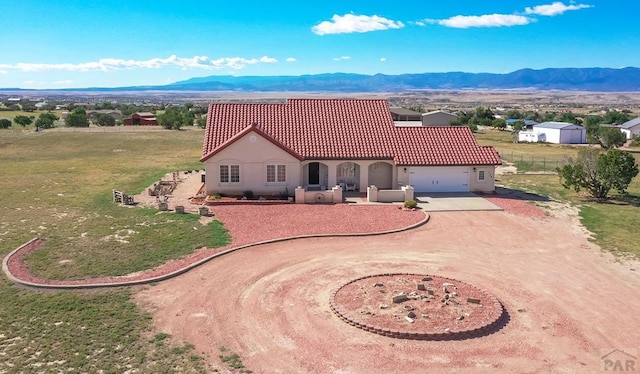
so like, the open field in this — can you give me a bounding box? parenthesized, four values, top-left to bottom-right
(0, 128, 224, 372)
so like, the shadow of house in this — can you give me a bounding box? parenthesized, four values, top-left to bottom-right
(493, 186, 552, 202)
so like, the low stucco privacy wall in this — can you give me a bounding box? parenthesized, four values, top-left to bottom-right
(367, 185, 414, 203)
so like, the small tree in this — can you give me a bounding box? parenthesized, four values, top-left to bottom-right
(511, 121, 525, 132)
(94, 113, 116, 127)
(491, 118, 507, 131)
(158, 107, 194, 130)
(13, 115, 33, 127)
(196, 115, 207, 128)
(593, 127, 627, 149)
(0, 118, 11, 129)
(602, 109, 630, 124)
(558, 148, 639, 199)
(65, 108, 89, 127)
(35, 112, 59, 129)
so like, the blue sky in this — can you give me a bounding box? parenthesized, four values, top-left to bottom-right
(0, 1, 636, 89)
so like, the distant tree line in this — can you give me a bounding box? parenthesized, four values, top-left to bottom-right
(0, 100, 209, 130)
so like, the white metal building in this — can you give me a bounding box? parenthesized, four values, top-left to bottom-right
(620, 117, 640, 140)
(519, 122, 586, 144)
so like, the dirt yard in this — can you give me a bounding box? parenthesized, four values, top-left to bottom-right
(135, 204, 640, 373)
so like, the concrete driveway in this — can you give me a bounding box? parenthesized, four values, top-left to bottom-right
(344, 192, 502, 211)
(414, 192, 503, 212)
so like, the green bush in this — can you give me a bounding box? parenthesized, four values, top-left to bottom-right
(404, 199, 418, 209)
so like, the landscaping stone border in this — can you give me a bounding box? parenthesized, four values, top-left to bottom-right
(329, 273, 507, 341)
(2, 213, 429, 289)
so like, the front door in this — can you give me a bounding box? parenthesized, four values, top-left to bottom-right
(308, 162, 320, 185)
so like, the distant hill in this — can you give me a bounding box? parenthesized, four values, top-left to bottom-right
(3, 67, 639, 92)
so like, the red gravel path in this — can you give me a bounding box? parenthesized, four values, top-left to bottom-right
(484, 196, 547, 218)
(4, 204, 425, 287)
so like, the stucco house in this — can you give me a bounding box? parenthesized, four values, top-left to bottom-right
(620, 117, 640, 140)
(518, 121, 586, 144)
(200, 99, 501, 197)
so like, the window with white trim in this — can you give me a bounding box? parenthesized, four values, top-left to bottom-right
(478, 170, 485, 181)
(267, 164, 286, 183)
(220, 164, 240, 183)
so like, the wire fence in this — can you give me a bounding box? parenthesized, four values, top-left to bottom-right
(497, 150, 567, 174)
(43, 125, 167, 133)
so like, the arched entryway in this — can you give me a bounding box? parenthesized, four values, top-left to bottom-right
(368, 162, 393, 189)
(304, 162, 329, 189)
(336, 162, 360, 191)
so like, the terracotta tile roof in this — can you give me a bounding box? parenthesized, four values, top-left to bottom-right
(201, 99, 501, 166)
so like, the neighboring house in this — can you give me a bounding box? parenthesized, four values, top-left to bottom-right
(123, 112, 157, 126)
(86, 109, 122, 120)
(519, 121, 586, 144)
(390, 107, 422, 121)
(620, 117, 640, 139)
(421, 110, 458, 126)
(200, 99, 501, 196)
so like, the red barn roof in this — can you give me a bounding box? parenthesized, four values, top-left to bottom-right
(201, 99, 501, 166)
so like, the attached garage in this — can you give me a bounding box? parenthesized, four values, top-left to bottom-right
(408, 166, 470, 192)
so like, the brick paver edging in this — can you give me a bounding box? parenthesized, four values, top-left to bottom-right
(329, 273, 507, 341)
(2, 212, 429, 290)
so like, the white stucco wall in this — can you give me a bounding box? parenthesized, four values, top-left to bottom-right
(204, 131, 301, 196)
(468, 166, 496, 193)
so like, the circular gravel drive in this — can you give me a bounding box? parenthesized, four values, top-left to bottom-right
(135, 209, 640, 373)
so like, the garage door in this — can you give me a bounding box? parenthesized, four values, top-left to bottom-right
(409, 166, 470, 192)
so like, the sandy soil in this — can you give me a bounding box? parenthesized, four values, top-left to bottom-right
(135, 206, 640, 373)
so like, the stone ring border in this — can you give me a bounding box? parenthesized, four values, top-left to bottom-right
(329, 273, 507, 341)
(2, 212, 430, 290)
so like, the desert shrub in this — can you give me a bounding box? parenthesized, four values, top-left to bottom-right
(404, 199, 418, 209)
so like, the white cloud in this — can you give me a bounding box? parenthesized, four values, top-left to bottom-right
(259, 56, 277, 63)
(433, 14, 533, 28)
(286, 57, 297, 62)
(312, 14, 404, 35)
(333, 56, 351, 61)
(380, 57, 387, 62)
(0, 54, 279, 73)
(525, 2, 593, 16)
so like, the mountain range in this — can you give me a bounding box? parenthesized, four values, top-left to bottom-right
(4, 67, 640, 92)
(162, 67, 640, 92)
